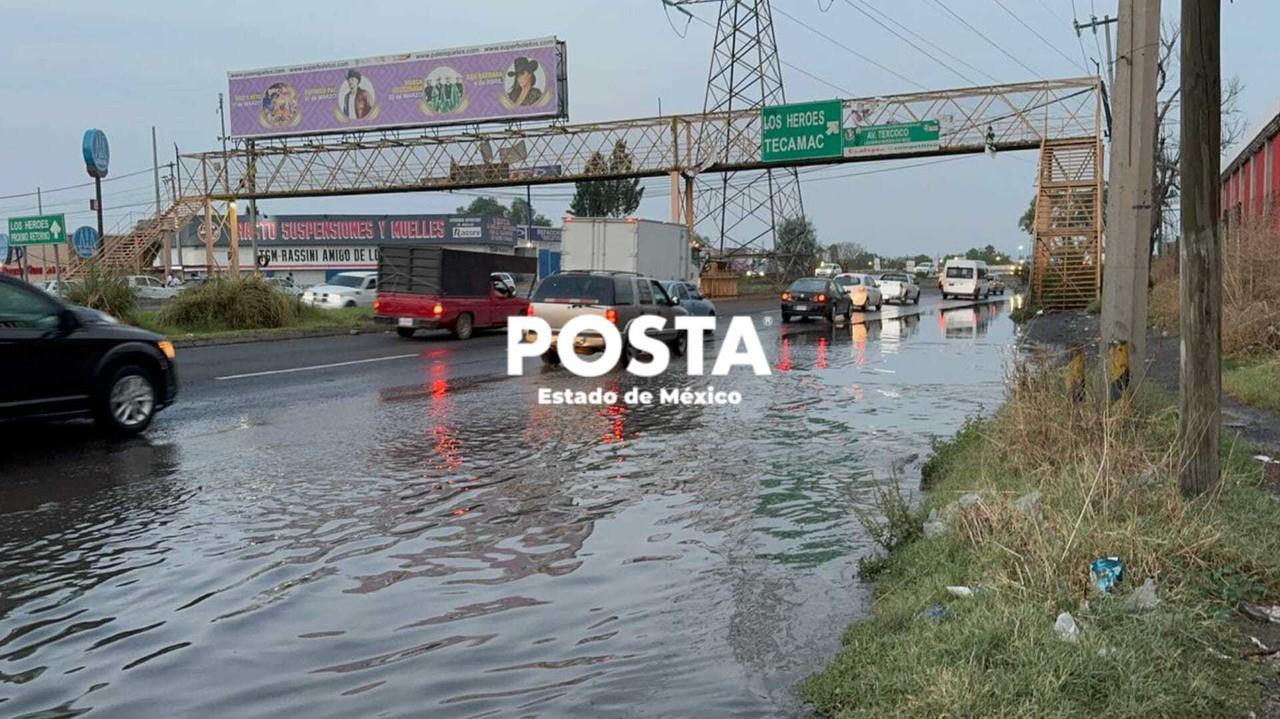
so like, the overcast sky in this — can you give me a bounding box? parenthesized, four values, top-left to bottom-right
(1, 0, 1275, 257)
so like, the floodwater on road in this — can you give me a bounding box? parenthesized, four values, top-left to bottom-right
(1, 302, 1013, 718)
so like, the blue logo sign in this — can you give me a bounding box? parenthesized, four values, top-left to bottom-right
(0, 233, 9, 265)
(83, 129, 110, 178)
(72, 226, 100, 259)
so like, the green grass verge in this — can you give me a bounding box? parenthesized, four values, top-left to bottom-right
(1224, 355, 1280, 414)
(802, 375, 1280, 718)
(136, 306, 373, 341)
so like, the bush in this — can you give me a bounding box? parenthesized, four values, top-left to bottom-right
(159, 276, 301, 331)
(64, 267, 138, 322)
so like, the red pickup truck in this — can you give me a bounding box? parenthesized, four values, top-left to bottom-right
(374, 246, 536, 340)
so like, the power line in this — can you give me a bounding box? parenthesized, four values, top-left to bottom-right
(856, 0, 1000, 84)
(1088, 0, 1106, 71)
(992, 0, 1088, 73)
(0, 167, 157, 202)
(923, 0, 1045, 81)
(1034, 0, 1069, 26)
(770, 5, 926, 90)
(839, 0, 979, 86)
(1069, 0, 1094, 73)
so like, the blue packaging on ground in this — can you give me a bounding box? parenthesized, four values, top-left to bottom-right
(1091, 557, 1124, 593)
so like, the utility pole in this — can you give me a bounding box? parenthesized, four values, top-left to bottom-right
(1100, 0, 1160, 400)
(1075, 15, 1118, 91)
(247, 140, 259, 275)
(1178, 0, 1222, 497)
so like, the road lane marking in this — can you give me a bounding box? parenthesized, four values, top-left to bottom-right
(215, 353, 421, 381)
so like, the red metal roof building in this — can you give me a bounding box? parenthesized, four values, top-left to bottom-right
(1222, 105, 1280, 223)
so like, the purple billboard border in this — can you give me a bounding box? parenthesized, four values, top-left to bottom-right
(228, 37, 567, 139)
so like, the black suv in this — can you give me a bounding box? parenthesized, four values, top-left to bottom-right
(0, 275, 178, 434)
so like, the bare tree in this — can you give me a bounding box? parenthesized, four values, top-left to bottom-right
(1150, 23, 1245, 260)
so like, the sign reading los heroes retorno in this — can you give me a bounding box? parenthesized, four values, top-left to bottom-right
(228, 37, 567, 138)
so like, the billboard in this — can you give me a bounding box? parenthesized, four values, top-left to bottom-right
(228, 37, 566, 139)
(179, 214, 518, 248)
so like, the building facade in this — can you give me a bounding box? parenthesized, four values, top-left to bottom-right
(1222, 105, 1280, 224)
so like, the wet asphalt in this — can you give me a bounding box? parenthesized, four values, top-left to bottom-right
(0, 289, 1015, 718)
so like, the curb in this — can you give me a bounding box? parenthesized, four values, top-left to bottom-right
(171, 325, 381, 349)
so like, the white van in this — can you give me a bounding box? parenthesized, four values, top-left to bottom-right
(941, 260, 990, 300)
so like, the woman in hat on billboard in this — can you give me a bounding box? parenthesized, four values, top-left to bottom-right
(506, 57, 543, 107)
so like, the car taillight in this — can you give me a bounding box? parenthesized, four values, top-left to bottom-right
(781, 292, 791, 300)
(817, 293, 826, 302)
(372, 300, 380, 312)
(605, 308, 618, 324)
(527, 305, 535, 316)
(433, 303, 444, 315)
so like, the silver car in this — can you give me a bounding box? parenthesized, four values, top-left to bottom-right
(301, 271, 377, 309)
(662, 281, 716, 316)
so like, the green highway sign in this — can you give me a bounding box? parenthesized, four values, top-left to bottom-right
(761, 99, 844, 162)
(8, 214, 68, 246)
(843, 120, 941, 158)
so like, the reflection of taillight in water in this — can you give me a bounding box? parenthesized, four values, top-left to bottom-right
(853, 323, 868, 366)
(431, 379, 449, 398)
(605, 308, 618, 324)
(817, 335, 828, 369)
(776, 336, 792, 372)
(599, 396, 626, 444)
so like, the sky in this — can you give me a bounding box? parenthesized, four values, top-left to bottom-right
(0, 0, 1276, 259)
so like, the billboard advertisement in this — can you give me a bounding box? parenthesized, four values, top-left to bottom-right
(228, 37, 566, 139)
(179, 214, 518, 248)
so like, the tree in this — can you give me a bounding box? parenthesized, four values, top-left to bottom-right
(455, 196, 508, 218)
(509, 198, 552, 227)
(568, 140, 644, 217)
(776, 217, 818, 278)
(1018, 196, 1036, 236)
(826, 241, 867, 266)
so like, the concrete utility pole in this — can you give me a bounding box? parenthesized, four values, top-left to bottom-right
(154, 126, 171, 283)
(1100, 0, 1161, 399)
(1178, 0, 1222, 497)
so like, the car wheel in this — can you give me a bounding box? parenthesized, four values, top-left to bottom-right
(95, 364, 157, 435)
(345, 300, 357, 308)
(781, 313, 791, 323)
(396, 327, 416, 339)
(451, 312, 474, 340)
(669, 331, 687, 357)
(825, 306, 835, 323)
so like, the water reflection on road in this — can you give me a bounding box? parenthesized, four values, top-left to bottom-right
(0, 302, 1011, 718)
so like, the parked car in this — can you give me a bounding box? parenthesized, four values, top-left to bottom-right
(662, 280, 716, 316)
(125, 275, 179, 301)
(940, 260, 991, 300)
(877, 272, 920, 305)
(781, 277, 853, 323)
(0, 275, 178, 434)
(265, 276, 306, 298)
(833, 273, 883, 312)
(38, 279, 79, 299)
(526, 271, 689, 365)
(302, 271, 378, 309)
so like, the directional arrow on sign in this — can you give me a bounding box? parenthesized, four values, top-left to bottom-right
(827, 121, 840, 135)
(49, 221, 62, 237)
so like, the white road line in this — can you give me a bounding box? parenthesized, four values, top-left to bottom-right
(215, 353, 421, 381)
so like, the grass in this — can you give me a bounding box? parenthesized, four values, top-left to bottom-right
(1223, 356, 1280, 414)
(64, 267, 138, 323)
(137, 305, 372, 341)
(802, 363, 1280, 718)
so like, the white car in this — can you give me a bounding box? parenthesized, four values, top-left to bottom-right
(877, 272, 920, 305)
(941, 260, 991, 300)
(265, 276, 306, 298)
(39, 279, 78, 299)
(301, 271, 377, 309)
(125, 275, 179, 300)
(833, 273, 883, 311)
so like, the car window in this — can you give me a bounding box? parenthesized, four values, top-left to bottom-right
(835, 276, 859, 286)
(977, 268, 988, 279)
(668, 283, 687, 300)
(637, 280, 653, 305)
(0, 282, 61, 330)
(532, 274, 617, 304)
(651, 281, 673, 305)
(788, 279, 830, 292)
(685, 283, 703, 299)
(946, 267, 975, 279)
(329, 275, 364, 288)
(613, 278, 634, 305)
(365, 277, 377, 290)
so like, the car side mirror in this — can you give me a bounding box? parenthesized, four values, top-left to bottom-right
(57, 308, 80, 333)
(671, 296, 680, 306)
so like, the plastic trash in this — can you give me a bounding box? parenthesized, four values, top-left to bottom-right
(1123, 578, 1159, 611)
(1054, 611, 1080, 642)
(945, 585, 975, 598)
(921, 603, 949, 621)
(1091, 557, 1124, 593)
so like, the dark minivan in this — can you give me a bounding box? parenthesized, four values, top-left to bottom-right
(0, 275, 178, 434)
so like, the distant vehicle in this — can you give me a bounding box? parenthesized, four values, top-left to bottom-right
(124, 275, 178, 301)
(833, 273, 883, 312)
(0, 275, 178, 435)
(561, 217, 695, 282)
(375, 247, 534, 340)
(877, 272, 920, 305)
(781, 277, 853, 323)
(988, 277, 1006, 295)
(302, 271, 378, 309)
(814, 262, 842, 278)
(941, 260, 990, 300)
(914, 262, 934, 277)
(264, 276, 305, 298)
(525, 271, 689, 365)
(38, 279, 78, 299)
(662, 280, 716, 316)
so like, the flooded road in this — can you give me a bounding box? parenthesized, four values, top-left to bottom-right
(1, 300, 1013, 717)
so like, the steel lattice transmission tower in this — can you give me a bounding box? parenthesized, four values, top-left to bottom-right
(673, 0, 806, 268)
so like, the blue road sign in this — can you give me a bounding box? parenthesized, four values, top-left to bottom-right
(72, 226, 100, 259)
(0, 233, 9, 264)
(83, 129, 110, 178)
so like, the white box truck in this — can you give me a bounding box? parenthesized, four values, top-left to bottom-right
(560, 218, 694, 282)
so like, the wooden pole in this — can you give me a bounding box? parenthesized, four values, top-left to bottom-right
(1100, 0, 1161, 400)
(1178, 0, 1222, 497)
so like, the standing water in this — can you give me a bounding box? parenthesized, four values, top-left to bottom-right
(0, 303, 1012, 717)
